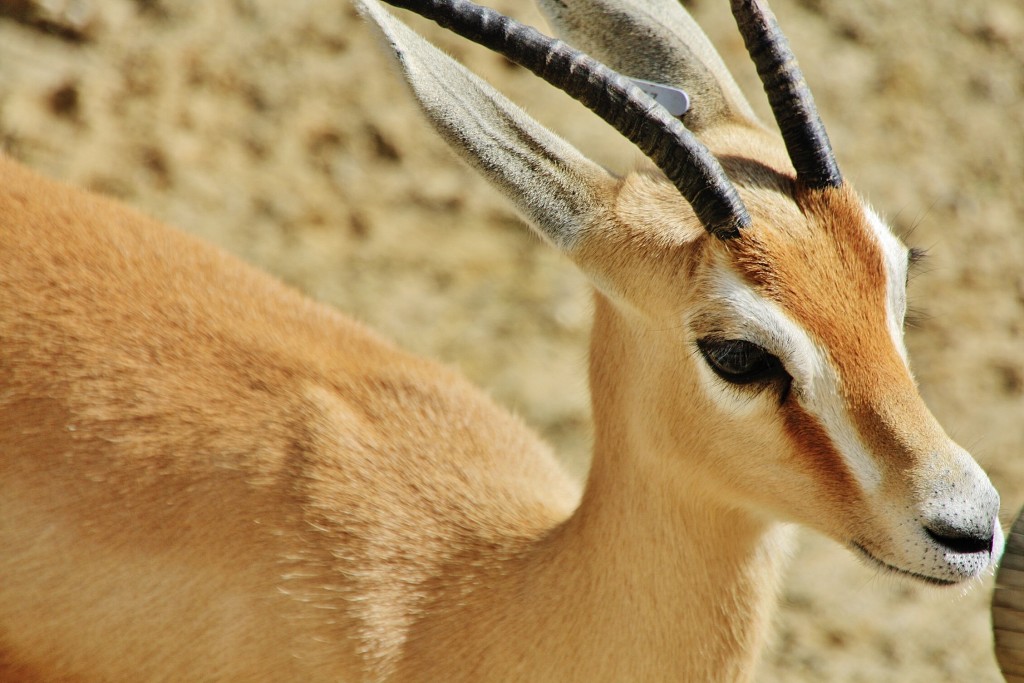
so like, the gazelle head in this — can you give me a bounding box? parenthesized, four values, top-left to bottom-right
(359, 0, 1002, 584)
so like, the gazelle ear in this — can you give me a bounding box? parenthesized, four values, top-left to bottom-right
(536, 0, 760, 133)
(355, 0, 616, 254)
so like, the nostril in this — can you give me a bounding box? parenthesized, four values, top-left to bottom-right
(924, 523, 994, 555)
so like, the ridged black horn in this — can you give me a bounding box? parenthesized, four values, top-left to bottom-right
(380, 0, 750, 239)
(993, 507, 1024, 683)
(730, 0, 842, 188)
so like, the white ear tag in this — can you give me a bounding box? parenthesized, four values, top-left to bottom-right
(627, 78, 690, 117)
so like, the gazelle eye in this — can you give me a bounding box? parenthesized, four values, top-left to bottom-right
(697, 338, 788, 388)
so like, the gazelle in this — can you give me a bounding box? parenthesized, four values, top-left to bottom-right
(0, 0, 1005, 680)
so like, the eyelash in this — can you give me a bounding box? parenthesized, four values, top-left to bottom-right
(905, 246, 929, 326)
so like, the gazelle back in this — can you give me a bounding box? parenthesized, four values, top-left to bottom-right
(0, 1, 1002, 682)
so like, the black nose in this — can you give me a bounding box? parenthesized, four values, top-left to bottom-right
(924, 520, 994, 555)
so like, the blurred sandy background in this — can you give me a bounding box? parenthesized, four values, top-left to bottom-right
(1, 0, 1022, 680)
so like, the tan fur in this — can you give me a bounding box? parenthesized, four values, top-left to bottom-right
(0, 157, 576, 680)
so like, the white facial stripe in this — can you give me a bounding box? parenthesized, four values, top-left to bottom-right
(698, 265, 882, 492)
(865, 206, 910, 363)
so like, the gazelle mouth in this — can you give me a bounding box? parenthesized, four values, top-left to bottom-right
(850, 542, 959, 587)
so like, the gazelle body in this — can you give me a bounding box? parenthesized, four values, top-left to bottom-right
(0, 1, 1003, 682)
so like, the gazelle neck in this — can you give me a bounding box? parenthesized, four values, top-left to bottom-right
(551, 474, 793, 682)
(403, 294, 794, 682)
(544, 293, 794, 681)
